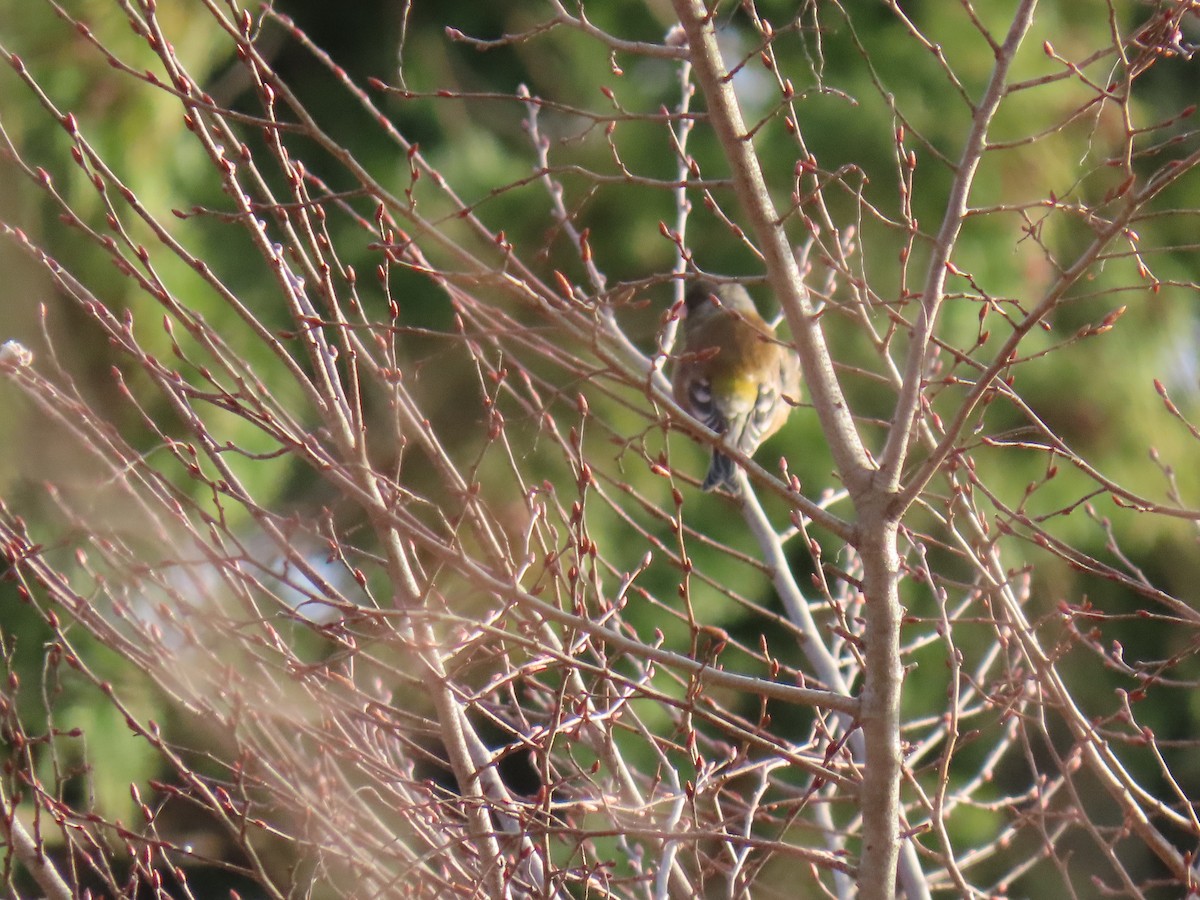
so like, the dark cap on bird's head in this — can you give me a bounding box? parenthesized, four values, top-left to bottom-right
(684, 279, 756, 317)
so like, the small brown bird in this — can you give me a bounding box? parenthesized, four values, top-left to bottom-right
(672, 279, 802, 492)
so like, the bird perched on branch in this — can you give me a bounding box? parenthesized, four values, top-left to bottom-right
(672, 279, 802, 492)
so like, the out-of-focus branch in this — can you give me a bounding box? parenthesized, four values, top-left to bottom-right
(4, 2, 1200, 898)
(0, 790, 72, 900)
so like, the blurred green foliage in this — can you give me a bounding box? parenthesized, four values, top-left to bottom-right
(3, 0, 1200, 894)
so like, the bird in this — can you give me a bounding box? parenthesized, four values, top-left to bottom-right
(671, 279, 802, 492)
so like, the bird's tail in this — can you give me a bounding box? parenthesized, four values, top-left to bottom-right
(702, 451, 739, 493)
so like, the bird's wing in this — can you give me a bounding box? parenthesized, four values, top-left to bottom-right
(729, 381, 780, 454)
(686, 374, 727, 435)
